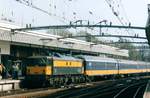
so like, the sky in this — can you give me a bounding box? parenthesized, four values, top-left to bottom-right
(0, 0, 149, 42)
(0, 0, 149, 26)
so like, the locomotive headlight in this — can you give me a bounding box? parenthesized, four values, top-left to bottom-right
(27, 69, 30, 73)
(43, 69, 46, 73)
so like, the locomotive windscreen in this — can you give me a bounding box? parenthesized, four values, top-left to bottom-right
(27, 57, 52, 66)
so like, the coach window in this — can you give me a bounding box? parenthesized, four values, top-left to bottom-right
(70, 62, 71, 66)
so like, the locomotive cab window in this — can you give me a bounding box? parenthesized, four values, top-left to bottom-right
(27, 57, 52, 66)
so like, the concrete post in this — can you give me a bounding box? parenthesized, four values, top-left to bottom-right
(0, 47, 1, 63)
(0, 54, 1, 64)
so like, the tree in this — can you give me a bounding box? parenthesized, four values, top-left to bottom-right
(75, 30, 103, 43)
(47, 29, 72, 37)
(114, 38, 142, 61)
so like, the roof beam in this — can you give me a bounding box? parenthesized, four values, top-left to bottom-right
(11, 24, 146, 32)
(103, 42, 148, 44)
(62, 34, 147, 39)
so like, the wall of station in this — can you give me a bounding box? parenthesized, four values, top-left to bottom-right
(0, 41, 10, 55)
(0, 41, 10, 63)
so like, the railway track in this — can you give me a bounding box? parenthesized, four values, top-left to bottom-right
(0, 87, 65, 98)
(0, 87, 52, 96)
(0, 79, 115, 98)
(113, 82, 146, 98)
(94, 81, 147, 98)
(43, 77, 148, 98)
(0, 76, 149, 98)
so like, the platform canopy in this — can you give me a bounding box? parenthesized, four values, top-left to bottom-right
(0, 22, 128, 57)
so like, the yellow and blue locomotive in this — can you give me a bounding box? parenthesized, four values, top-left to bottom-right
(25, 56, 84, 87)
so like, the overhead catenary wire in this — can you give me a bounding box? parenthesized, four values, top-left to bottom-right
(11, 0, 146, 47)
(105, 0, 137, 43)
(14, 0, 68, 24)
(117, 0, 137, 40)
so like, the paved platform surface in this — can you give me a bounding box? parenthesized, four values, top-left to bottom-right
(0, 79, 20, 83)
(0, 79, 20, 91)
(144, 80, 150, 98)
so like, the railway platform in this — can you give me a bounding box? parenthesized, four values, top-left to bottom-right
(144, 80, 150, 98)
(0, 79, 20, 91)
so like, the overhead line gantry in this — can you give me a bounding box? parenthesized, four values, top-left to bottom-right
(11, 23, 149, 45)
(11, 24, 146, 32)
(59, 34, 147, 40)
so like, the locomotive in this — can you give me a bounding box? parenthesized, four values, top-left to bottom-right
(25, 55, 150, 87)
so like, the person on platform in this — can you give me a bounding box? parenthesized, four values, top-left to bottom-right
(0, 64, 3, 74)
(0, 63, 6, 79)
(0, 63, 3, 79)
(12, 63, 19, 79)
